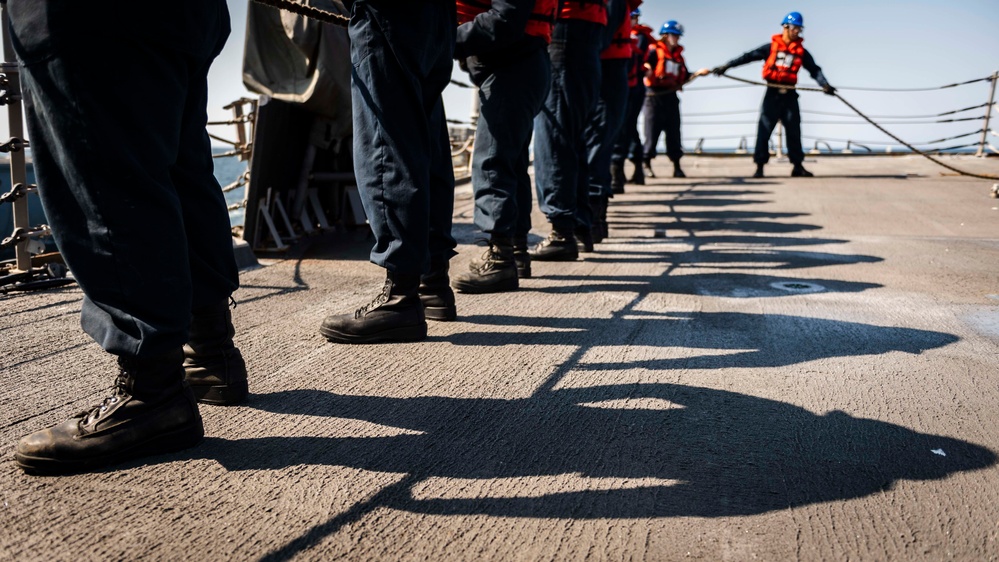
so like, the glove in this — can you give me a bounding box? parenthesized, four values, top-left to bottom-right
(711, 65, 728, 76)
(822, 84, 837, 96)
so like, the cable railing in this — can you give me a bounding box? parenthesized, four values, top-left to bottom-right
(676, 72, 999, 163)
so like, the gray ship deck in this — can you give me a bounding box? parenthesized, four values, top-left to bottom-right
(2, 155, 999, 561)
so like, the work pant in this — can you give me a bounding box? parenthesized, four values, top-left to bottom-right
(754, 88, 804, 165)
(465, 48, 551, 239)
(533, 20, 604, 234)
(585, 58, 630, 199)
(643, 89, 683, 163)
(612, 84, 647, 164)
(10, 0, 238, 358)
(349, 0, 457, 274)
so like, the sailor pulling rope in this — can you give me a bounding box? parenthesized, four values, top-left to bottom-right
(249, 0, 998, 181)
(715, 73, 999, 181)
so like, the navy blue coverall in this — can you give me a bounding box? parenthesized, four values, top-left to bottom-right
(720, 44, 830, 165)
(456, 0, 552, 242)
(642, 46, 689, 164)
(347, 0, 458, 275)
(9, 0, 238, 358)
(612, 28, 653, 165)
(584, 0, 630, 200)
(533, 17, 605, 235)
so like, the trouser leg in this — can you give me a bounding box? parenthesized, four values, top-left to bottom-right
(586, 58, 629, 199)
(613, 85, 645, 163)
(754, 91, 781, 165)
(470, 47, 551, 238)
(782, 93, 804, 165)
(13, 1, 234, 358)
(532, 20, 603, 234)
(663, 92, 683, 163)
(642, 94, 667, 161)
(348, 0, 456, 275)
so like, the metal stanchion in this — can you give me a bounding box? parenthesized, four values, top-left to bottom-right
(975, 71, 997, 157)
(0, 2, 73, 292)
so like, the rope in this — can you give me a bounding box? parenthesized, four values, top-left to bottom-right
(249, 0, 349, 26)
(831, 76, 993, 92)
(715, 73, 999, 180)
(684, 106, 989, 120)
(832, 93, 999, 180)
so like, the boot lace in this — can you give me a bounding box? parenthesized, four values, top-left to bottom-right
(354, 279, 393, 318)
(79, 372, 130, 426)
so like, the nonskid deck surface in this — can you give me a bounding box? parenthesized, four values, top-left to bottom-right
(2, 156, 998, 561)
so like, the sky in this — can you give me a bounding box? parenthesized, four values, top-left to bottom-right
(8, 1, 999, 153)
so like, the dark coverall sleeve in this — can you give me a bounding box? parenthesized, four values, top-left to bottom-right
(722, 43, 771, 69)
(454, 0, 537, 59)
(800, 48, 830, 87)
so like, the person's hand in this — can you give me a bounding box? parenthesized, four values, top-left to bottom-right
(694, 68, 711, 77)
(711, 65, 728, 76)
(822, 84, 837, 96)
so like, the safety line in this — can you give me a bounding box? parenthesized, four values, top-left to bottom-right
(800, 131, 982, 146)
(717, 73, 999, 180)
(250, 0, 349, 26)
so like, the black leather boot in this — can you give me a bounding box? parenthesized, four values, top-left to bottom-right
(575, 225, 594, 253)
(753, 163, 765, 178)
(589, 196, 607, 244)
(643, 158, 656, 178)
(672, 161, 686, 178)
(529, 229, 579, 262)
(628, 158, 645, 184)
(791, 164, 814, 177)
(320, 272, 427, 343)
(419, 259, 457, 321)
(184, 300, 248, 405)
(513, 235, 532, 279)
(453, 237, 518, 294)
(15, 350, 203, 475)
(611, 160, 626, 194)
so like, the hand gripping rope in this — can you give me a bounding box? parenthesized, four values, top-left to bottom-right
(715, 73, 999, 181)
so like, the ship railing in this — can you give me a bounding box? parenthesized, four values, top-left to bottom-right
(0, 4, 72, 293)
(677, 71, 998, 158)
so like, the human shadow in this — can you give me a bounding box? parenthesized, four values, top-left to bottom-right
(527, 273, 881, 297)
(446, 311, 957, 370)
(581, 247, 881, 269)
(191, 383, 994, 521)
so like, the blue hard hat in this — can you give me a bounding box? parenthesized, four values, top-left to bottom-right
(630, 8, 641, 17)
(781, 11, 804, 28)
(660, 20, 684, 36)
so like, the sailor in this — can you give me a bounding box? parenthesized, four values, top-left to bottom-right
(528, 0, 609, 262)
(611, 8, 656, 191)
(584, 0, 640, 244)
(711, 11, 836, 178)
(450, 0, 557, 294)
(10, 0, 247, 474)
(642, 20, 707, 179)
(320, 0, 459, 342)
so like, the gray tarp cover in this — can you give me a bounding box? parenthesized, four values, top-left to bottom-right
(242, 0, 352, 141)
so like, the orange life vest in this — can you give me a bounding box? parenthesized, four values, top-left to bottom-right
(601, 12, 632, 59)
(559, 0, 607, 26)
(631, 24, 655, 48)
(627, 37, 643, 87)
(455, 0, 558, 43)
(644, 41, 687, 90)
(762, 33, 804, 85)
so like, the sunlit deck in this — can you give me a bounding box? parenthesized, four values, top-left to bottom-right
(2, 155, 998, 561)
